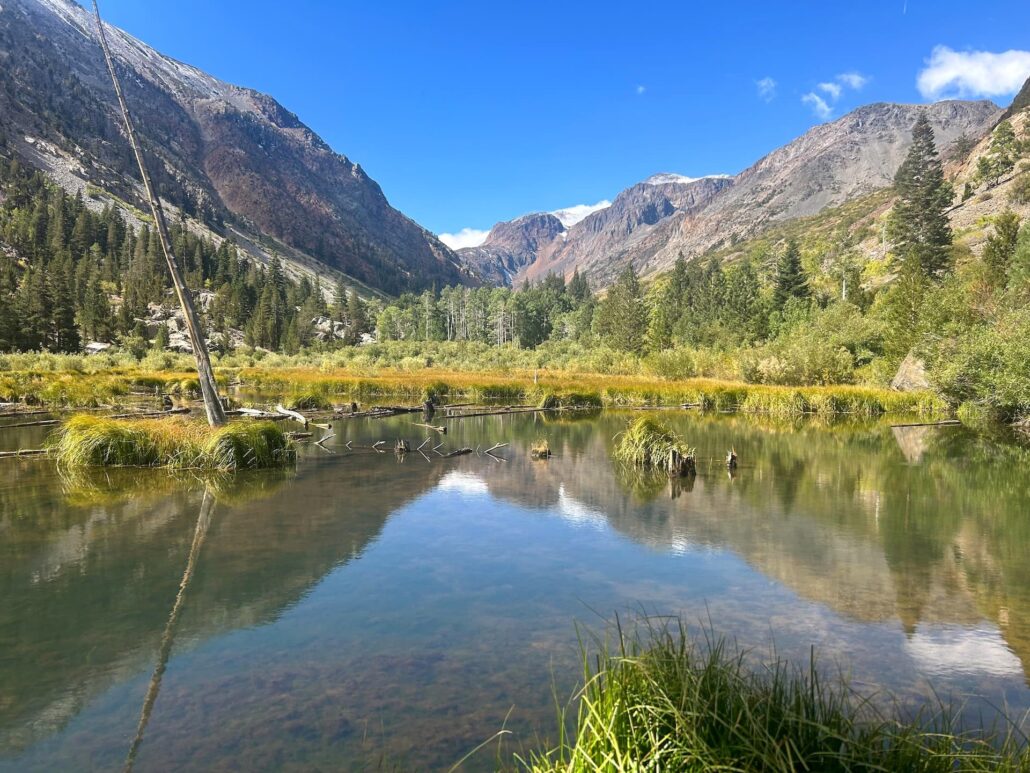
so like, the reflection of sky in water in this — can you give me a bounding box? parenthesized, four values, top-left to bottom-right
(3, 412, 1030, 771)
(905, 625, 1024, 678)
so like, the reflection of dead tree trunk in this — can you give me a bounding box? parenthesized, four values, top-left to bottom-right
(91, 1, 226, 427)
(124, 489, 216, 773)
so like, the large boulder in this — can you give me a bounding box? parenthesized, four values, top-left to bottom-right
(891, 352, 931, 391)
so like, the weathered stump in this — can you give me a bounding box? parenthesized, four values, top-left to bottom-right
(395, 439, 410, 454)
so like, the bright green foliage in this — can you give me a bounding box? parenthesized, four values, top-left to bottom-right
(594, 266, 647, 353)
(772, 239, 809, 308)
(982, 210, 1022, 279)
(50, 415, 295, 470)
(614, 416, 692, 469)
(976, 119, 1019, 188)
(888, 112, 953, 277)
(525, 620, 1030, 772)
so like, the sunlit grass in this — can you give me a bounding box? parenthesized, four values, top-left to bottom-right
(614, 417, 694, 470)
(524, 618, 1030, 772)
(50, 415, 295, 471)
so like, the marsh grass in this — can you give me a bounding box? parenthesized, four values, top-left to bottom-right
(614, 417, 695, 470)
(283, 390, 334, 411)
(524, 619, 1030, 772)
(50, 415, 295, 471)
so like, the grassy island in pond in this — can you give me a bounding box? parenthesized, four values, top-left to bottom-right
(50, 415, 295, 471)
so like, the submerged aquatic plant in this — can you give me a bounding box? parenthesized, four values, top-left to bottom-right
(524, 618, 1030, 772)
(614, 417, 695, 471)
(50, 415, 294, 471)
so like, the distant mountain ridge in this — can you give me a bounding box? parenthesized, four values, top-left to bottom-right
(0, 0, 471, 295)
(460, 100, 1001, 288)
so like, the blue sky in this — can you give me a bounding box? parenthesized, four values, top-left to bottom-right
(95, 0, 1030, 246)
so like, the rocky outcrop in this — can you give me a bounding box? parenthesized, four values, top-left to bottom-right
(467, 101, 1001, 289)
(0, 0, 471, 295)
(891, 352, 931, 392)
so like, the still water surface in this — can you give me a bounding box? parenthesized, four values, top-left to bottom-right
(1, 411, 1029, 770)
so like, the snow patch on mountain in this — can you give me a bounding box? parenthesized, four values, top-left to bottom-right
(550, 200, 611, 227)
(644, 172, 732, 186)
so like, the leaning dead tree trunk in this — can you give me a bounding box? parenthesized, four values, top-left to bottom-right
(91, 1, 226, 427)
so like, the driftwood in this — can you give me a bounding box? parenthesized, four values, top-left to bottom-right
(413, 422, 447, 434)
(233, 408, 288, 421)
(442, 447, 473, 458)
(0, 406, 190, 430)
(0, 448, 47, 459)
(275, 405, 309, 425)
(889, 419, 962, 429)
(441, 407, 555, 420)
(285, 431, 313, 440)
(335, 405, 422, 420)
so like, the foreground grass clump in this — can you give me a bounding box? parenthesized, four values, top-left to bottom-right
(50, 415, 295, 471)
(526, 621, 1030, 772)
(614, 417, 694, 470)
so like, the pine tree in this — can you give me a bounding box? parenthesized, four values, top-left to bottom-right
(567, 268, 591, 305)
(594, 265, 646, 353)
(153, 323, 170, 351)
(1006, 223, 1030, 298)
(773, 240, 809, 309)
(982, 210, 1021, 279)
(52, 257, 80, 352)
(346, 290, 367, 339)
(888, 113, 954, 277)
(976, 120, 1018, 188)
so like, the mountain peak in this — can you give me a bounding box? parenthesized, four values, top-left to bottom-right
(643, 173, 731, 186)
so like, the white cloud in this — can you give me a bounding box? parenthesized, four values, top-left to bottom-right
(636, 84, 646, 95)
(438, 227, 490, 250)
(917, 45, 1030, 100)
(837, 71, 869, 90)
(802, 92, 833, 120)
(802, 71, 869, 119)
(550, 200, 611, 228)
(756, 76, 777, 102)
(818, 81, 843, 100)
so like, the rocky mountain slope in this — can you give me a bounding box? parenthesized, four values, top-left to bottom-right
(465, 101, 1001, 288)
(0, 0, 470, 295)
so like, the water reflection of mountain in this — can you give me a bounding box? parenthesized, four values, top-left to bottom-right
(0, 455, 450, 752)
(454, 413, 1030, 684)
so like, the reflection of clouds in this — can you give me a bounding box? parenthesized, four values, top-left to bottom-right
(905, 625, 1024, 678)
(556, 485, 607, 530)
(436, 471, 489, 496)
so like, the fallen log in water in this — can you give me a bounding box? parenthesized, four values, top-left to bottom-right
(443, 447, 473, 458)
(889, 419, 962, 429)
(441, 407, 556, 420)
(0, 406, 190, 430)
(233, 408, 289, 421)
(413, 422, 447, 434)
(0, 448, 47, 459)
(275, 404, 309, 425)
(334, 405, 423, 420)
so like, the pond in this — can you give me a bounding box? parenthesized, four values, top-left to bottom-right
(1, 410, 1029, 771)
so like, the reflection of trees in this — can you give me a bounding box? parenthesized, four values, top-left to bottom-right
(471, 413, 1030, 683)
(0, 454, 449, 752)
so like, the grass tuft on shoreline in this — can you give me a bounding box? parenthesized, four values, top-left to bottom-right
(524, 619, 1030, 772)
(50, 415, 295, 471)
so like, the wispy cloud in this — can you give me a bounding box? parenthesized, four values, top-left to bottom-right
(756, 76, 777, 102)
(438, 227, 489, 250)
(818, 81, 842, 100)
(801, 92, 833, 120)
(837, 71, 869, 90)
(917, 46, 1030, 100)
(636, 84, 646, 95)
(802, 71, 869, 120)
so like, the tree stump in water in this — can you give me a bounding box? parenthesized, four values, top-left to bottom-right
(668, 449, 696, 477)
(395, 439, 410, 454)
(726, 450, 738, 470)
